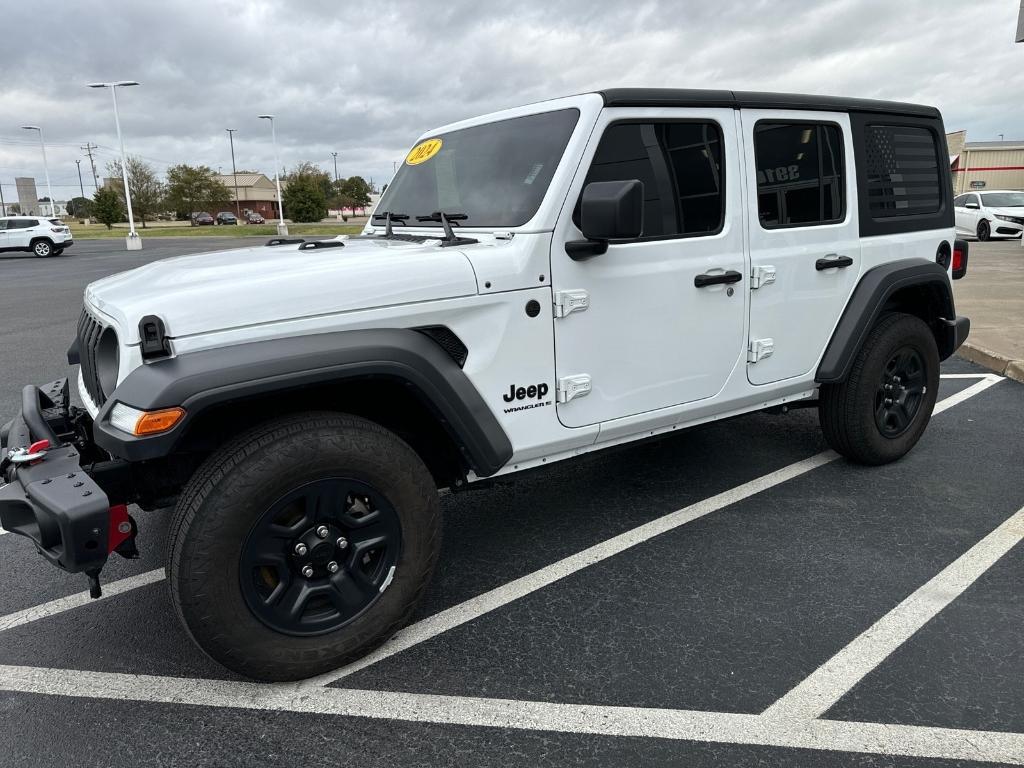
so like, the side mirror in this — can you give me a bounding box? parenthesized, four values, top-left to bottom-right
(965, 201, 980, 209)
(566, 179, 644, 260)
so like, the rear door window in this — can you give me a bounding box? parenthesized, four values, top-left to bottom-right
(753, 122, 845, 228)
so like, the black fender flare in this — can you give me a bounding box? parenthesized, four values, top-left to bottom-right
(93, 328, 513, 477)
(816, 258, 968, 384)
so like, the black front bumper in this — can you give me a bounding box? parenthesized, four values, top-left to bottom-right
(0, 379, 111, 574)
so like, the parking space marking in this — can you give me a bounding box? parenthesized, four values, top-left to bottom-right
(939, 373, 992, 379)
(763, 504, 1024, 720)
(309, 375, 1004, 688)
(0, 569, 164, 633)
(1, 664, 1021, 764)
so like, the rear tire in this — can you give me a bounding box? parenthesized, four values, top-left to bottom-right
(166, 412, 441, 681)
(31, 239, 53, 257)
(977, 220, 991, 241)
(818, 313, 939, 465)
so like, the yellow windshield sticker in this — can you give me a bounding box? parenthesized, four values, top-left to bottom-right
(406, 138, 443, 165)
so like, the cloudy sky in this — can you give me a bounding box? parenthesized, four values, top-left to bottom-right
(1, 0, 1022, 201)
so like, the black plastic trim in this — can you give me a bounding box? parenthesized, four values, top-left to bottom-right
(139, 315, 171, 360)
(597, 89, 940, 118)
(92, 328, 512, 477)
(816, 259, 960, 383)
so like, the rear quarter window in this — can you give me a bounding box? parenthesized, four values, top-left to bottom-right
(851, 112, 952, 236)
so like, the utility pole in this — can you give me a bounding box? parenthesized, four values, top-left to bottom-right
(332, 151, 339, 182)
(0, 181, 6, 216)
(226, 129, 241, 218)
(81, 143, 100, 191)
(75, 160, 86, 198)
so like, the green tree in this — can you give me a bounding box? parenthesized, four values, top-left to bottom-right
(6, 203, 21, 215)
(107, 156, 165, 229)
(340, 176, 372, 208)
(92, 186, 125, 229)
(164, 164, 231, 222)
(282, 163, 328, 222)
(66, 196, 93, 218)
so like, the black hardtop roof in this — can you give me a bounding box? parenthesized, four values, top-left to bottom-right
(596, 88, 940, 119)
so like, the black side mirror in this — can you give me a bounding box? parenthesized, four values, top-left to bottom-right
(566, 179, 644, 261)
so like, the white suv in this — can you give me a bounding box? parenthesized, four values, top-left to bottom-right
(954, 189, 1024, 240)
(0, 215, 73, 257)
(1, 88, 970, 681)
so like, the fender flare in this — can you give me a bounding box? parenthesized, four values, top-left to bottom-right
(92, 328, 513, 477)
(816, 258, 966, 384)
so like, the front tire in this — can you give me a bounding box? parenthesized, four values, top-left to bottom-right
(977, 220, 991, 241)
(818, 313, 939, 465)
(166, 412, 441, 681)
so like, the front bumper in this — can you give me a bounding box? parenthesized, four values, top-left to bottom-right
(0, 379, 111, 574)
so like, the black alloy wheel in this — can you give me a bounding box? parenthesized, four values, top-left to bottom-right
(240, 477, 402, 636)
(874, 347, 927, 438)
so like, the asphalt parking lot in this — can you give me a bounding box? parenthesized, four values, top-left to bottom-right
(0, 239, 1022, 766)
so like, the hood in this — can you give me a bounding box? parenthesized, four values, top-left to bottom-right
(85, 237, 478, 344)
(988, 206, 1024, 216)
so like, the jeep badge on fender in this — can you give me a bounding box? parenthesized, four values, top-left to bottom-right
(504, 383, 549, 402)
(0, 88, 968, 682)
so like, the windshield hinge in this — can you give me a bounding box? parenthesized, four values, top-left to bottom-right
(750, 265, 776, 290)
(553, 289, 589, 318)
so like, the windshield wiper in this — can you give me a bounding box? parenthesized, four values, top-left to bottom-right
(371, 211, 410, 239)
(414, 211, 478, 247)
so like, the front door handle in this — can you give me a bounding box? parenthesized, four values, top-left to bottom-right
(694, 270, 743, 288)
(816, 254, 854, 271)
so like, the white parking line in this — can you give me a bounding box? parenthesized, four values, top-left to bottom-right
(0, 569, 164, 633)
(0, 664, 1021, 764)
(762, 503, 1024, 720)
(309, 374, 1005, 687)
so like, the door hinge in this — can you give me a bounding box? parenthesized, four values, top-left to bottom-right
(748, 338, 774, 363)
(750, 265, 776, 290)
(553, 289, 589, 318)
(556, 374, 592, 403)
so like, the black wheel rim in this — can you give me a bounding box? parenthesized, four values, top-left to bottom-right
(239, 478, 402, 636)
(874, 346, 927, 438)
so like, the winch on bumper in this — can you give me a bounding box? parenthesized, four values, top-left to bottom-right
(0, 378, 137, 597)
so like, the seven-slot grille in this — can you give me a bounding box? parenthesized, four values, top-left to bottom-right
(76, 308, 107, 407)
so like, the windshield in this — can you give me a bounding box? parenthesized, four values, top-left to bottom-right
(377, 108, 580, 228)
(982, 192, 1024, 207)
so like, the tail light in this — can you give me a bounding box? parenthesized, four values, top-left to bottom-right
(952, 239, 968, 280)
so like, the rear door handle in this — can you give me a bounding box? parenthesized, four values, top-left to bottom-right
(816, 254, 853, 271)
(694, 270, 743, 288)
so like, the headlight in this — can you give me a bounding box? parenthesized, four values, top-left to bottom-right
(109, 403, 186, 436)
(96, 327, 120, 398)
(994, 214, 1021, 223)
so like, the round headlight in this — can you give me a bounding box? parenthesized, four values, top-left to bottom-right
(96, 326, 120, 398)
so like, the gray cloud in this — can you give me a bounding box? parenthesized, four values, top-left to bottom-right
(2, 0, 1022, 199)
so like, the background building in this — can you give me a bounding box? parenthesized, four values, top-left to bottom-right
(213, 173, 281, 218)
(947, 131, 1024, 193)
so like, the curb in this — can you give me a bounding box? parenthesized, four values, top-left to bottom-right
(956, 342, 1024, 384)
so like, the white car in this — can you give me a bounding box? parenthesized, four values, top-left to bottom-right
(0, 215, 73, 257)
(2, 88, 971, 681)
(954, 189, 1024, 241)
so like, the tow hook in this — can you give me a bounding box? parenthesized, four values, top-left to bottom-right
(83, 504, 140, 599)
(2, 438, 50, 472)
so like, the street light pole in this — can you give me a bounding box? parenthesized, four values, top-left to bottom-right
(75, 160, 86, 199)
(87, 80, 141, 250)
(20, 126, 55, 217)
(226, 129, 241, 218)
(258, 115, 287, 235)
(332, 151, 339, 182)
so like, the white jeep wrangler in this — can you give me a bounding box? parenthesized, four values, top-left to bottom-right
(1, 89, 970, 681)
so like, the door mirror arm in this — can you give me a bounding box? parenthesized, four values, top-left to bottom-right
(565, 238, 608, 261)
